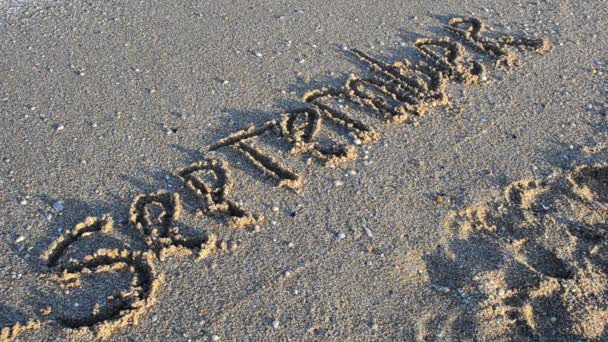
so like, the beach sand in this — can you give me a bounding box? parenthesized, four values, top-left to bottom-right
(1, 0, 607, 340)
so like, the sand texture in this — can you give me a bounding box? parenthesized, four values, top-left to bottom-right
(1, 0, 607, 340)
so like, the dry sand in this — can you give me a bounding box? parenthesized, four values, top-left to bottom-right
(1, 0, 608, 341)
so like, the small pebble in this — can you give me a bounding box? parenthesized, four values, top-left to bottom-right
(211, 336, 220, 341)
(287, 242, 294, 248)
(272, 320, 280, 329)
(353, 139, 362, 146)
(272, 206, 279, 212)
(336, 232, 346, 239)
(56, 124, 65, 132)
(550, 316, 557, 323)
(433, 285, 450, 293)
(52, 201, 64, 212)
(334, 180, 344, 187)
(371, 323, 379, 331)
(254, 51, 263, 58)
(15, 235, 25, 243)
(20, 199, 28, 205)
(363, 227, 373, 238)
(228, 241, 238, 252)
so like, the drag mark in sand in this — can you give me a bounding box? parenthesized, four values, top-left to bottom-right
(1, 17, 551, 341)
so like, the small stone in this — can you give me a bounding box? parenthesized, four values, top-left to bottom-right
(272, 320, 280, 329)
(20, 199, 28, 205)
(334, 180, 344, 187)
(287, 242, 294, 248)
(211, 335, 220, 341)
(52, 201, 64, 212)
(284, 270, 291, 277)
(353, 139, 362, 146)
(348, 170, 357, 176)
(432, 285, 450, 293)
(56, 124, 65, 132)
(272, 206, 279, 212)
(363, 227, 373, 238)
(435, 196, 444, 204)
(92, 123, 98, 128)
(336, 232, 345, 239)
(550, 316, 557, 322)
(151, 315, 158, 322)
(371, 323, 379, 331)
(254, 51, 263, 58)
(15, 235, 25, 243)
(293, 289, 300, 295)
(228, 241, 238, 251)
(74, 302, 79, 307)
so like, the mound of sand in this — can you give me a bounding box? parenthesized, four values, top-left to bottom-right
(427, 164, 608, 340)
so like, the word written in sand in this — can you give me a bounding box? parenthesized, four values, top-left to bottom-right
(1, 17, 550, 341)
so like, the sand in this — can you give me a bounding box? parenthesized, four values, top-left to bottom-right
(1, 0, 607, 341)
